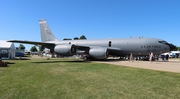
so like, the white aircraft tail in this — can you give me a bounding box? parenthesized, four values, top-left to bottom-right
(39, 20, 59, 42)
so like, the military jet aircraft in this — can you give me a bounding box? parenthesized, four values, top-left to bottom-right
(8, 20, 174, 60)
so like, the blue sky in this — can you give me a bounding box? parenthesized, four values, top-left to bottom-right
(0, 0, 180, 50)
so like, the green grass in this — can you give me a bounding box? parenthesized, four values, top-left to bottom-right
(0, 58, 180, 99)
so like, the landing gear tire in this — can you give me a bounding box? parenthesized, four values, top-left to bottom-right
(83, 56, 88, 61)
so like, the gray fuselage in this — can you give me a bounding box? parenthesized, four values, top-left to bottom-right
(47, 37, 170, 56)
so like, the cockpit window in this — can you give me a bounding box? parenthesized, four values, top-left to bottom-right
(158, 41, 168, 44)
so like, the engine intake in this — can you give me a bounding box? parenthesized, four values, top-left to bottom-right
(54, 44, 76, 56)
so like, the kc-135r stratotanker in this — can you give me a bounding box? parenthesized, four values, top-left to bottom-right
(8, 20, 174, 60)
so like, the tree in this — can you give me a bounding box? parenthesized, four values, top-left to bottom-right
(80, 35, 87, 40)
(63, 38, 72, 40)
(38, 45, 44, 52)
(19, 44, 25, 50)
(177, 47, 180, 51)
(30, 46, 38, 52)
(74, 37, 79, 40)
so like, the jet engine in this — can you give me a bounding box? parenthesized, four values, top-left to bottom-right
(54, 44, 76, 56)
(89, 48, 109, 59)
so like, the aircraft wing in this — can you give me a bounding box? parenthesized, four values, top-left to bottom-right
(107, 47, 121, 51)
(76, 45, 121, 50)
(75, 45, 90, 50)
(7, 40, 55, 46)
(75, 45, 121, 52)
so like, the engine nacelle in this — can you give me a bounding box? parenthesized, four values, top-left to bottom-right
(89, 48, 109, 59)
(54, 44, 76, 56)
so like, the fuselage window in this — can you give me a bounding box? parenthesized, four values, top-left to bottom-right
(109, 41, 112, 47)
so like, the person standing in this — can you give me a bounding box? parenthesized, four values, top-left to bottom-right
(166, 54, 169, 61)
(149, 52, 154, 63)
(129, 52, 133, 62)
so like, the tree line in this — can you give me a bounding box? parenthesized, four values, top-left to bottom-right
(63, 35, 87, 40)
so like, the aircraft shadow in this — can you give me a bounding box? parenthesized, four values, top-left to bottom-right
(32, 60, 91, 64)
(93, 59, 127, 62)
(7, 62, 15, 64)
(18, 58, 31, 60)
(11, 58, 31, 60)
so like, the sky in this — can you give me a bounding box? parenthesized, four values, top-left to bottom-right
(0, 0, 180, 50)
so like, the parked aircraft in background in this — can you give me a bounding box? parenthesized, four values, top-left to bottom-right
(8, 20, 174, 60)
(162, 51, 180, 58)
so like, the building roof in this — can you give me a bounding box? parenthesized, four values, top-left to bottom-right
(0, 40, 13, 48)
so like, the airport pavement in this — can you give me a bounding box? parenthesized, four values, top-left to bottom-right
(97, 59, 180, 73)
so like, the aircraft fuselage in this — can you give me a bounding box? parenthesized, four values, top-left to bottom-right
(48, 37, 170, 56)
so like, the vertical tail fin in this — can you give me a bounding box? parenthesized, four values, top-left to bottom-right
(39, 20, 59, 42)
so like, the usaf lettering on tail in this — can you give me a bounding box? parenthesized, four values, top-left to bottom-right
(8, 20, 174, 60)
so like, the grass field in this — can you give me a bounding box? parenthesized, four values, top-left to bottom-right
(0, 58, 180, 99)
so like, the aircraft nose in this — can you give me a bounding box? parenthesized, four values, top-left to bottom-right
(167, 43, 176, 51)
